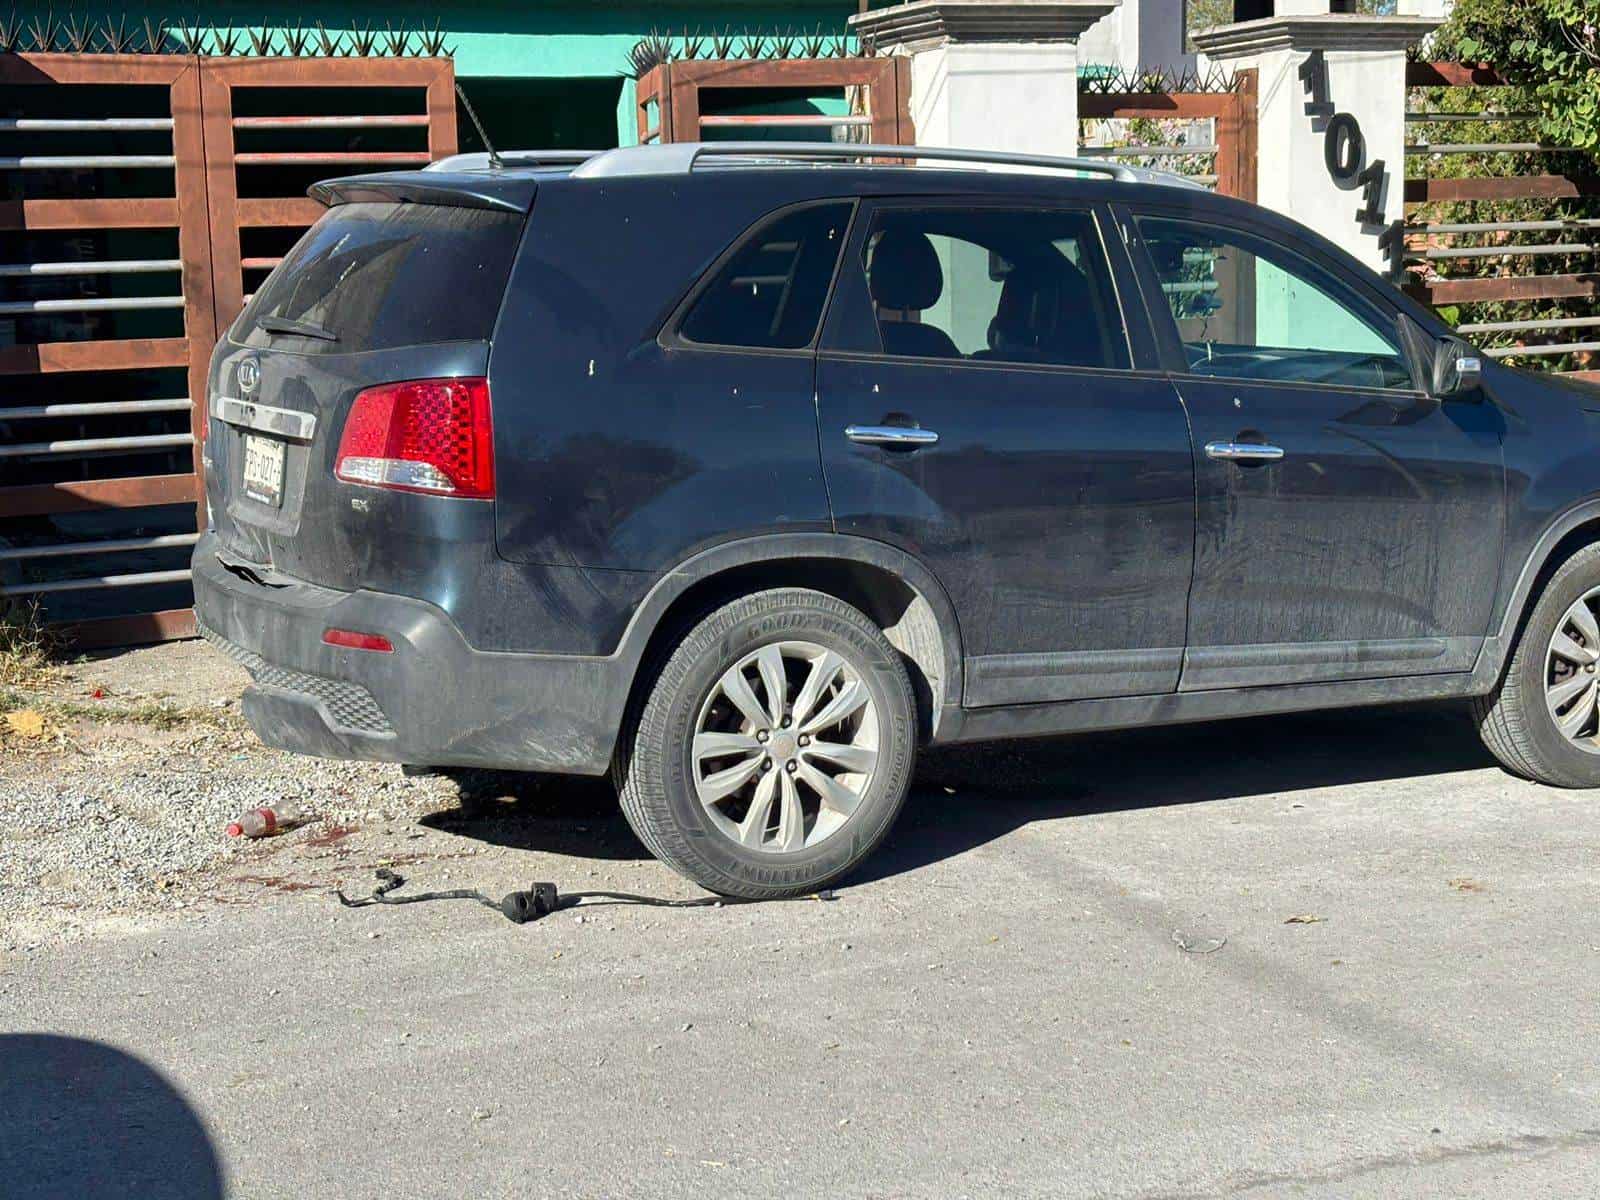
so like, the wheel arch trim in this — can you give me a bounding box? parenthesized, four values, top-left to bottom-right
(610, 532, 966, 723)
(1482, 496, 1600, 682)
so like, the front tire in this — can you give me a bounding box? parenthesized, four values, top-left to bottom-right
(614, 588, 918, 898)
(1475, 541, 1600, 787)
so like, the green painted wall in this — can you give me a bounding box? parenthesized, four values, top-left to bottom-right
(11, 1, 858, 146)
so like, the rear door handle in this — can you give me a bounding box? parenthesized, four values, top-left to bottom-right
(846, 425, 939, 448)
(1204, 440, 1284, 463)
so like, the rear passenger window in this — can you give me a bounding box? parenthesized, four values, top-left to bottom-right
(678, 202, 853, 350)
(235, 202, 523, 354)
(851, 207, 1130, 370)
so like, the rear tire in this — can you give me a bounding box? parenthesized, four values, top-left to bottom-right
(613, 588, 917, 898)
(1474, 541, 1600, 787)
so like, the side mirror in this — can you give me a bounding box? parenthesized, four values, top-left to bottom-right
(1432, 337, 1484, 399)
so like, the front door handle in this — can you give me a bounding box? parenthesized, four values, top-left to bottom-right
(846, 425, 939, 448)
(1204, 440, 1284, 463)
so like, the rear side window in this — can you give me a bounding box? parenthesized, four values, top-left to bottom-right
(234, 202, 523, 354)
(846, 206, 1131, 370)
(677, 202, 853, 350)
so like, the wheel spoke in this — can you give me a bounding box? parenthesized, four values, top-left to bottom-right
(775, 770, 806, 851)
(737, 770, 779, 847)
(1548, 671, 1593, 712)
(1566, 598, 1600, 651)
(800, 678, 870, 735)
(696, 755, 764, 806)
(693, 731, 761, 761)
(796, 759, 863, 820)
(756, 644, 789, 726)
(717, 665, 769, 732)
(1558, 680, 1598, 737)
(802, 739, 877, 774)
(1551, 630, 1598, 666)
(790, 650, 843, 728)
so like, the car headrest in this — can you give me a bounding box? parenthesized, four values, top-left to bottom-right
(988, 260, 1102, 363)
(869, 230, 944, 311)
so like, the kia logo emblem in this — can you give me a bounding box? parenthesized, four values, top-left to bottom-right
(237, 357, 260, 395)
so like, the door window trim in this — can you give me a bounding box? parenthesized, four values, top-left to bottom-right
(1122, 204, 1429, 396)
(818, 197, 1144, 379)
(658, 197, 860, 359)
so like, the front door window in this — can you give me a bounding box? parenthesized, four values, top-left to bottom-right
(1137, 216, 1415, 392)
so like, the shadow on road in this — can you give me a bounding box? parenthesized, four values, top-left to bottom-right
(0, 1035, 222, 1200)
(855, 701, 1496, 886)
(420, 703, 1498, 885)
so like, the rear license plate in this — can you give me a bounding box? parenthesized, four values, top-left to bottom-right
(242, 434, 286, 507)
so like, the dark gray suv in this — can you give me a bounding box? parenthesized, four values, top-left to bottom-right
(194, 142, 1600, 897)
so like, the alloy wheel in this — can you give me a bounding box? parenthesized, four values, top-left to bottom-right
(1545, 587, 1600, 750)
(691, 640, 881, 853)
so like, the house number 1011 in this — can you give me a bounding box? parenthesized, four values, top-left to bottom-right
(1297, 49, 1407, 281)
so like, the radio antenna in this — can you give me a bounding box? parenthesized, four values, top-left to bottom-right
(453, 82, 502, 169)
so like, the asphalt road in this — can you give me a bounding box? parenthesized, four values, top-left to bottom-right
(5, 703, 1598, 1199)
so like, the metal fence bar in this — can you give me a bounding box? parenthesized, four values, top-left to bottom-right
(232, 151, 431, 166)
(1079, 144, 1220, 157)
(1419, 242, 1599, 259)
(1485, 340, 1600, 359)
(694, 114, 874, 128)
(0, 568, 192, 597)
(1406, 112, 1537, 123)
(239, 256, 283, 270)
(1410, 219, 1600, 234)
(0, 259, 181, 277)
(1459, 315, 1600, 334)
(231, 115, 430, 129)
(0, 296, 185, 316)
(0, 155, 175, 169)
(1407, 142, 1553, 154)
(0, 432, 193, 458)
(0, 533, 200, 562)
(2, 398, 191, 420)
(0, 117, 175, 132)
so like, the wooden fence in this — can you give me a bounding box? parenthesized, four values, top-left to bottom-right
(635, 57, 912, 146)
(0, 53, 455, 648)
(1404, 61, 1599, 382)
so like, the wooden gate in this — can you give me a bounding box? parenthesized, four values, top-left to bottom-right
(635, 57, 912, 146)
(1078, 71, 1259, 203)
(0, 53, 455, 648)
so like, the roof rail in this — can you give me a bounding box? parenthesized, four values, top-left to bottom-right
(425, 149, 603, 172)
(568, 141, 1206, 189)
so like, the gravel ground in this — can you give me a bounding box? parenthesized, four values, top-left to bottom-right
(0, 641, 463, 948)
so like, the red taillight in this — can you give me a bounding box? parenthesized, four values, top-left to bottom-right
(322, 628, 394, 653)
(334, 377, 493, 499)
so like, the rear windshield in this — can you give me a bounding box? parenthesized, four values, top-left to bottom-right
(232, 201, 523, 354)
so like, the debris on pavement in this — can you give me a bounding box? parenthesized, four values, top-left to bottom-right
(1172, 929, 1227, 954)
(1283, 913, 1325, 925)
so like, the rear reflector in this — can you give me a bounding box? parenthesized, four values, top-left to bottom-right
(334, 377, 493, 498)
(322, 628, 395, 653)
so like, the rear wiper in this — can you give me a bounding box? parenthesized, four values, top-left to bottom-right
(259, 315, 338, 343)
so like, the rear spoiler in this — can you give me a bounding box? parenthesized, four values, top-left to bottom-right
(308, 170, 536, 214)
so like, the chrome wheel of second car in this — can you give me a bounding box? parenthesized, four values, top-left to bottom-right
(1546, 586, 1600, 749)
(691, 640, 880, 853)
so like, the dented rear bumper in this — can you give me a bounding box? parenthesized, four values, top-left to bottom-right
(190, 534, 620, 775)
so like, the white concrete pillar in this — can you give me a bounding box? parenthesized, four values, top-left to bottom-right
(849, 0, 1121, 159)
(1078, 0, 1195, 77)
(1195, 12, 1440, 274)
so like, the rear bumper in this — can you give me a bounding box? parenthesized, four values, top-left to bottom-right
(190, 534, 622, 775)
